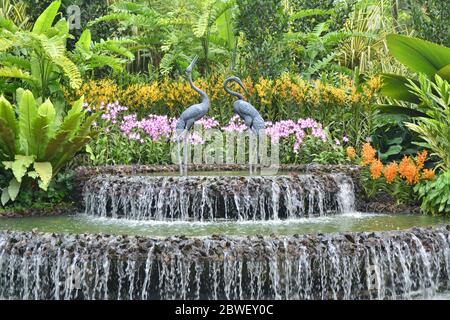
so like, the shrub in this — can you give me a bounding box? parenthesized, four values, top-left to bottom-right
(0, 90, 97, 205)
(415, 171, 450, 215)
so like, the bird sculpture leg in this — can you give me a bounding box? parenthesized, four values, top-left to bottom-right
(183, 132, 188, 175)
(244, 117, 255, 175)
(256, 130, 260, 173)
(176, 129, 184, 175)
(256, 129, 265, 173)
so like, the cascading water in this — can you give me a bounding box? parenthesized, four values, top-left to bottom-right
(82, 173, 356, 220)
(0, 225, 449, 300)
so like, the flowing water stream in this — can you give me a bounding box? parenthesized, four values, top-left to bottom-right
(83, 173, 356, 220)
(0, 225, 449, 300)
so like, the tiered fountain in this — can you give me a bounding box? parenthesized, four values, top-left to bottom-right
(1, 163, 450, 300)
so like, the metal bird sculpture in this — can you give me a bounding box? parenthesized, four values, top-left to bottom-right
(224, 76, 265, 173)
(175, 56, 209, 175)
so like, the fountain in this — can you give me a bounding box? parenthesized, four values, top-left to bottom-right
(76, 164, 361, 221)
(82, 172, 356, 221)
(0, 158, 449, 300)
(0, 162, 449, 300)
(1, 225, 450, 300)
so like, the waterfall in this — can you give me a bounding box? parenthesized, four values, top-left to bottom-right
(82, 173, 356, 220)
(1, 225, 449, 300)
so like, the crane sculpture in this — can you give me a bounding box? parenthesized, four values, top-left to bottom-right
(175, 56, 210, 175)
(223, 76, 265, 173)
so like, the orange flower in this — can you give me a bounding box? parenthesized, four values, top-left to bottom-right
(416, 150, 428, 169)
(361, 143, 376, 166)
(370, 159, 383, 180)
(399, 156, 420, 185)
(383, 161, 398, 184)
(422, 168, 435, 180)
(346, 147, 356, 160)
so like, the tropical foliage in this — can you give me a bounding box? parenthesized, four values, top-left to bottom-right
(415, 171, 450, 215)
(0, 90, 97, 205)
(0, 0, 132, 113)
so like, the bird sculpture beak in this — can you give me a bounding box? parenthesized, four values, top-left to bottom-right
(186, 55, 198, 73)
(235, 77, 249, 95)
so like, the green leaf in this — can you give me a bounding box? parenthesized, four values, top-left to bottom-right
(31, 100, 54, 160)
(6, 155, 34, 183)
(0, 119, 16, 158)
(76, 29, 92, 51)
(32, 1, 61, 34)
(33, 162, 52, 191)
(1, 188, 10, 206)
(27, 171, 38, 179)
(437, 64, 450, 81)
(44, 97, 85, 160)
(0, 96, 18, 151)
(7, 178, 20, 201)
(380, 145, 402, 160)
(386, 34, 450, 79)
(380, 74, 421, 104)
(18, 90, 38, 155)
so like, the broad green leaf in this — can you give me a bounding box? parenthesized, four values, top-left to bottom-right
(18, 90, 38, 155)
(0, 119, 16, 158)
(380, 145, 402, 160)
(32, 1, 61, 34)
(38, 99, 56, 123)
(27, 171, 38, 179)
(386, 34, 450, 79)
(77, 29, 92, 51)
(437, 64, 450, 82)
(52, 18, 69, 38)
(31, 111, 51, 160)
(34, 162, 52, 191)
(215, 5, 236, 51)
(44, 97, 85, 160)
(1, 188, 10, 206)
(9, 155, 34, 183)
(16, 88, 24, 105)
(66, 96, 84, 118)
(52, 136, 90, 173)
(380, 74, 421, 104)
(0, 96, 18, 139)
(44, 124, 81, 160)
(7, 178, 20, 201)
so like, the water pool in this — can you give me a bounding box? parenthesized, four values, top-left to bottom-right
(0, 212, 448, 237)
